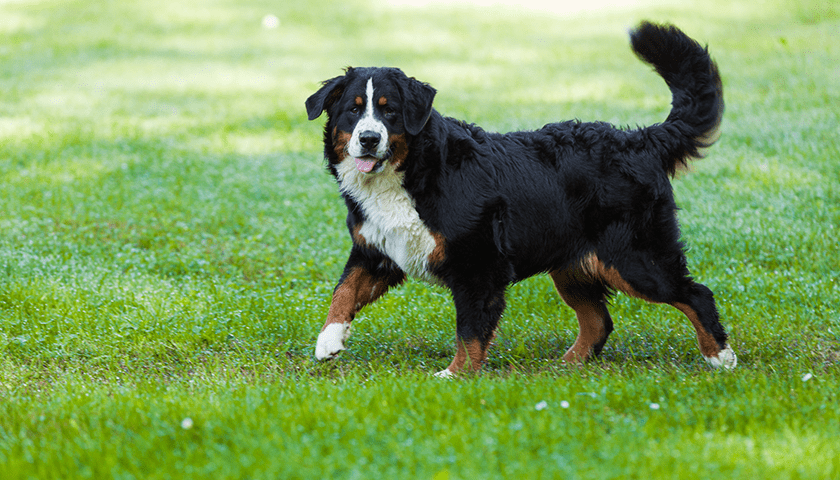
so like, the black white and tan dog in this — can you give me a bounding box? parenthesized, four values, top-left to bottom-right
(305, 21, 737, 376)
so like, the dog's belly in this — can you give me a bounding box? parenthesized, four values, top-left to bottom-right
(336, 158, 440, 284)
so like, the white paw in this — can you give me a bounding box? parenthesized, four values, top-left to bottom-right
(315, 323, 351, 360)
(433, 368, 455, 379)
(705, 344, 738, 370)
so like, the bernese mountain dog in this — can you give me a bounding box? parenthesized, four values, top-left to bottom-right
(305, 21, 737, 376)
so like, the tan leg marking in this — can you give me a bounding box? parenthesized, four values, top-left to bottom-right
(316, 266, 399, 360)
(580, 252, 652, 301)
(324, 267, 382, 328)
(551, 269, 609, 364)
(438, 338, 488, 376)
(672, 302, 722, 358)
(580, 252, 728, 363)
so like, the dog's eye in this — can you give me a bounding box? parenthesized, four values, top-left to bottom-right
(350, 106, 362, 115)
(382, 106, 397, 118)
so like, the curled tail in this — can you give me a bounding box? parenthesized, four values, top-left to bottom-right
(630, 21, 724, 175)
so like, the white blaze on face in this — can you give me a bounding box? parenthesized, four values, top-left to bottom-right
(347, 77, 391, 161)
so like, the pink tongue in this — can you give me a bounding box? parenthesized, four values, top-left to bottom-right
(355, 157, 376, 173)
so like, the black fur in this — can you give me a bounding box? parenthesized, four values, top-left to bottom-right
(306, 22, 733, 371)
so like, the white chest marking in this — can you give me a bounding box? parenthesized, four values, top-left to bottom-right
(337, 160, 439, 283)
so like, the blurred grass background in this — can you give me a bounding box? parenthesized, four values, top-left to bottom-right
(1, 0, 839, 478)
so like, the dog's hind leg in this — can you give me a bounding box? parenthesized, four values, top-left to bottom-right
(669, 282, 737, 369)
(315, 249, 405, 360)
(550, 269, 614, 364)
(581, 252, 737, 369)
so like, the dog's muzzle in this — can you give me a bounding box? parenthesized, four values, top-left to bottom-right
(353, 130, 392, 174)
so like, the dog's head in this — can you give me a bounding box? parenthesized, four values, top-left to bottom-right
(306, 67, 436, 174)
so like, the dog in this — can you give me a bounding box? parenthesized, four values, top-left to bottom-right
(305, 21, 737, 376)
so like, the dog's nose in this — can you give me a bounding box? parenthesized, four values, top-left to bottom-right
(358, 131, 381, 151)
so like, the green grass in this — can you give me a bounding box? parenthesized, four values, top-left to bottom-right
(1, 0, 838, 478)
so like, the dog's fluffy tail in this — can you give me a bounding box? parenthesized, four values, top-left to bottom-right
(630, 21, 723, 175)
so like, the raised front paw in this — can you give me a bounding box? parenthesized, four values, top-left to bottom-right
(315, 322, 351, 360)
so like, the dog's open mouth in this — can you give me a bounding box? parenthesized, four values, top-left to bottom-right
(353, 149, 392, 174)
(354, 156, 380, 173)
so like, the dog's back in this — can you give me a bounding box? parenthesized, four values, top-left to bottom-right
(412, 22, 724, 279)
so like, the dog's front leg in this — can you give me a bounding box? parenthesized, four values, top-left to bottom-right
(315, 251, 405, 360)
(435, 284, 506, 377)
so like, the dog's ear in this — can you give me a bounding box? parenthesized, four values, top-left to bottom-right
(305, 74, 347, 121)
(399, 76, 436, 136)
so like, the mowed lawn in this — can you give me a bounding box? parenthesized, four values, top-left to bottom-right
(1, 0, 838, 478)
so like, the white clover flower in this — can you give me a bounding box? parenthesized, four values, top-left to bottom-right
(261, 14, 279, 29)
